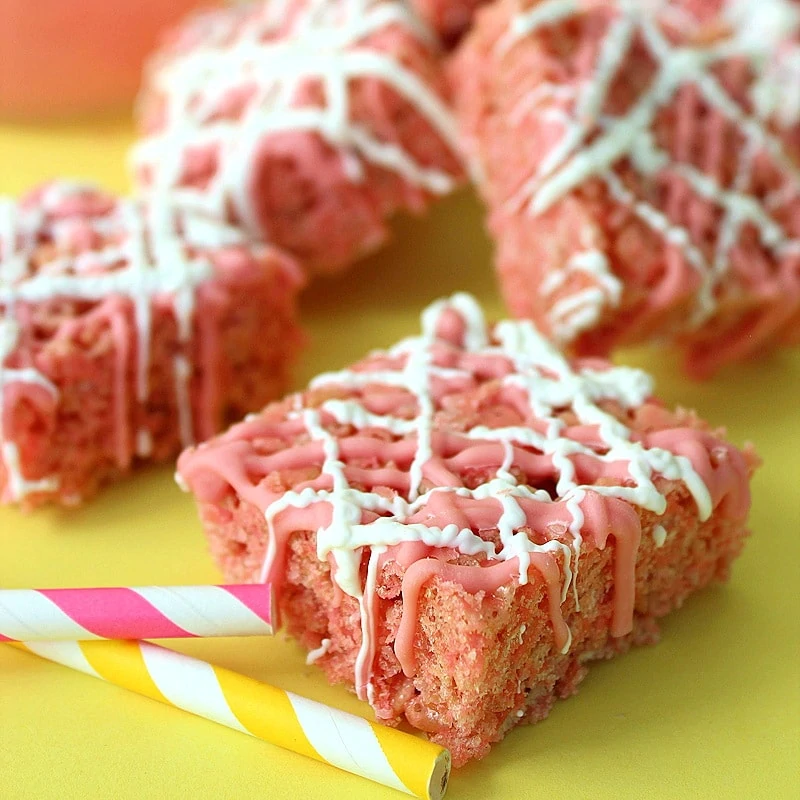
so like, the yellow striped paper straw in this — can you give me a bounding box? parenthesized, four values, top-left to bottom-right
(10, 639, 450, 799)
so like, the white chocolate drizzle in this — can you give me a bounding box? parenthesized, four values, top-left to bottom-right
(0, 183, 244, 502)
(251, 293, 717, 699)
(306, 637, 332, 664)
(132, 0, 461, 236)
(652, 523, 667, 548)
(541, 249, 622, 343)
(500, 0, 800, 338)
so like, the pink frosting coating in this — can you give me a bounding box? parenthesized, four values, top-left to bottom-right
(0, 181, 302, 502)
(133, 0, 463, 274)
(178, 294, 753, 699)
(449, 0, 800, 376)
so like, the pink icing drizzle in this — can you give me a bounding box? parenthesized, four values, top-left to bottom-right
(178, 294, 752, 702)
(0, 181, 298, 501)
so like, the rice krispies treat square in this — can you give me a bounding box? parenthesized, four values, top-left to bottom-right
(449, 0, 800, 377)
(133, 0, 464, 274)
(0, 181, 303, 507)
(178, 293, 756, 764)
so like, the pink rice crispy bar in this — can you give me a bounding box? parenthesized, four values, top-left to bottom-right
(178, 293, 757, 765)
(133, 0, 464, 275)
(449, 0, 800, 377)
(0, 181, 303, 508)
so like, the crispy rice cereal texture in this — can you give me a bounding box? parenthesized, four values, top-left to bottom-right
(0, 182, 303, 507)
(449, 0, 800, 377)
(134, 0, 464, 274)
(179, 294, 757, 765)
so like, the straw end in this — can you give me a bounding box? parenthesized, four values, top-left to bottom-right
(427, 749, 451, 800)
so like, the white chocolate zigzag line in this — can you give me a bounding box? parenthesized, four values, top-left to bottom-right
(541, 250, 623, 343)
(498, 0, 800, 339)
(258, 293, 713, 698)
(0, 184, 240, 501)
(131, 0, 460, 235)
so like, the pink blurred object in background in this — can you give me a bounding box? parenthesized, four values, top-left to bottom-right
(0, 0, 215, 120)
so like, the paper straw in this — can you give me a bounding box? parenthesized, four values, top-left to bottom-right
(0, 584, 273, 641)
(10, 639, 450, 799)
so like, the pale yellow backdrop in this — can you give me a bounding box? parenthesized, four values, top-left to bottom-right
(0, 118, 798, 800)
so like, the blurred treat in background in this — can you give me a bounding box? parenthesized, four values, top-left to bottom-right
(410, 0, 487, 48)
(0, 0, 215, 120)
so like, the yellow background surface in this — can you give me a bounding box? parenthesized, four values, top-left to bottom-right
(0, 118, 798, 800)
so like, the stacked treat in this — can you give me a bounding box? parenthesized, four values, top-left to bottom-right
(2, 0, 797, 777)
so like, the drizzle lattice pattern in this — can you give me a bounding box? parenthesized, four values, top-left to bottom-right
(497, 0, 800, 341)
(132, 0, 460, 232)
(182, 294, 731, 698)
(260, 291, 710, 573)
(0, 183, 244, 501)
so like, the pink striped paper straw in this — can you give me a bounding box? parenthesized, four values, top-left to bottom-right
(0, 584, 273, 642)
